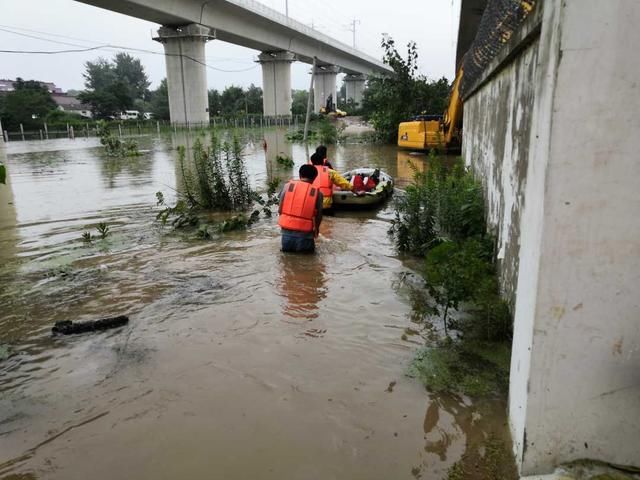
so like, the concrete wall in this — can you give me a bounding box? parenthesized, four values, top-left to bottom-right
(462, 0, 640, 475)
(462, 38, 538, 305)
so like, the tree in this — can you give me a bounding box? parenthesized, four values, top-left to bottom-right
(78, 54, 150, 118)
(291, 89, 309, 115)
(362, 36, 451, 142)
(82, 58, 116, 91)
(79, 81, 132, 119)
(113, 53, 150, 101)
(220, 86, 246, 115)
(150, 79, 170, 120)
(0, 78, 57, 130)
(208, 89, 221, 116)
(244, 84, 263, 114)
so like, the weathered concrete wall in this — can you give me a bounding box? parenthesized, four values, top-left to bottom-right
(462, 38, 538, 306)
(462, 0, 640, 475)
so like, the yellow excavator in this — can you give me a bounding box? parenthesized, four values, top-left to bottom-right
(398, 66, 464, 153)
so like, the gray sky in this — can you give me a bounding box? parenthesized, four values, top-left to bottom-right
(0, 0, 461, 92)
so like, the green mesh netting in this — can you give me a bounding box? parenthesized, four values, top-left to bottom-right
(461, 0, 537, 96)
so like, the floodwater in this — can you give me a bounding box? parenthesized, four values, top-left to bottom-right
(0, 130, 513, 479)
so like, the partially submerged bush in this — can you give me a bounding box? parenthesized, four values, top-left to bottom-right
(284, 117, 344, 144)
(276, 154, 294, 168)
(390, 153, 486, 256)
(96, 121, 141, 157)
(156, 134, 278, 236)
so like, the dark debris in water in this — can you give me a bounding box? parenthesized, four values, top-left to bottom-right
(52, 316, 129, 336)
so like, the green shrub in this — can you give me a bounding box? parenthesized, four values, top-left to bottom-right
(181, 135, 252, 211)
(394, 153, 514, 396)
(96, 121, 140, 157)
(276, 154, 294, 168)
(424, 239, 493, 335)
(390, 156, 486, 256)
(157, 133, 278, 236)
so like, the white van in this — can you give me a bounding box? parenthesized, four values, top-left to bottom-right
(120, 110, 140, 120)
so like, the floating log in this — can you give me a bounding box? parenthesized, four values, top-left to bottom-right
(52, 316, 129, 335)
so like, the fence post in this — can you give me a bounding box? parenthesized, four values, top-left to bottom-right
(0, 119, 3, 144)
(3, 130, 8, 143)
(118, 124, 122, 138)
(44, 123, 49, 140)
(39, 129, 43, 141)
(20, 124, 25, 141)
(66, 123, 70, 138)
(70, 126, 75, 140)
(156, 121, 160, 134)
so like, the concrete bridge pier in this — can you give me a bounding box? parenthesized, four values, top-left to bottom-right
(344, 73, 366, 107)
(153, 24, 214, 126)
(258, 51, 296, 117)
(313, 65, 340, 113)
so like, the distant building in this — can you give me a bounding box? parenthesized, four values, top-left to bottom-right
(0, 78, 63, 94)
(52, 94, 93, 119)
(0, 79, 15, 93)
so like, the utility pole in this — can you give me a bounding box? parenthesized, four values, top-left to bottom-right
(285, 0, 288, 17)
(303, 57, 317, 144)
(348, 18, 360, 48)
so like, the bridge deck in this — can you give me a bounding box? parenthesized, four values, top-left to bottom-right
(75, 0, 392, 75)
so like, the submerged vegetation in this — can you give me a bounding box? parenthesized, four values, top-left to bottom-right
(285, 117, 344, 144)
(275, 154, 294, 168)
(391, 152, 512, 397)
(156, 133, 279, 236)
(96, 121, 141, 157)
(81, 222, 111, 243)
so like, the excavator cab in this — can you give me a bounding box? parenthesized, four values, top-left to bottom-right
(397, 66, 464, 153)
(398, 114, 444, 150)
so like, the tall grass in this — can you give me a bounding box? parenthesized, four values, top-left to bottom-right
(180, 135, 252, 211)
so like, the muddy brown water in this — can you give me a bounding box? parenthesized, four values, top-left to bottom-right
(0, 130, 513, 479)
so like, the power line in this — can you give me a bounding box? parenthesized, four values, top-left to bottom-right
(0, 24, 258, 63)
(0, 26, 258, 73)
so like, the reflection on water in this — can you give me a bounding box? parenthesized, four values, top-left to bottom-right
(277, 250, 327, 320)
(0, 130, 512, 480)
(263, 128, 295, 184)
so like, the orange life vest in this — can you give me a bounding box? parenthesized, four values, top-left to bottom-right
(278, 180, 318, 233)
(312, 165, 333, 199)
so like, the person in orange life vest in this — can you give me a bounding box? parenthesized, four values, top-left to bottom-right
(278, 164, 324, 253)
(314, 145, 334, 170)
(309, 152, 359, 211)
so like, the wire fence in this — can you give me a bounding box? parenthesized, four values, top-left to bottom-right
(460, 0, 537, 97)
(0, 115, 308, 142)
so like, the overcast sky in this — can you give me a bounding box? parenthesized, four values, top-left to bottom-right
(0, 0, 461, 92)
